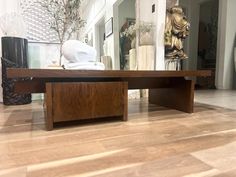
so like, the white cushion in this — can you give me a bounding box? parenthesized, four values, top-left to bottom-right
(62, 40, 97, 63)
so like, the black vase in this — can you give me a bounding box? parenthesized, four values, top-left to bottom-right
(1, 36, 32, 105)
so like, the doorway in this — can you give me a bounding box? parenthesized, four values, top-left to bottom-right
(95, 17, 105, 62)
(179, 0, 219, 89)
(117, 0, 136, 70)
(197, 0, 219, 89)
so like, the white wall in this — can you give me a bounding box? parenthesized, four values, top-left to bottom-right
(155, 0, 167, 70)
(118, 0, 136, 30)
(98, 23, 105, 57)
(136, 0, 166, 70)
(82, 0, 106, 35)
(113, 0, 124, 70)
(216, 0, 236, 89)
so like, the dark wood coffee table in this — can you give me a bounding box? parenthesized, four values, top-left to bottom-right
(7, 69, 211, 130)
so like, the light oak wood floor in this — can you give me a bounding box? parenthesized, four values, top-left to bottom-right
(0, 93, 236, 177)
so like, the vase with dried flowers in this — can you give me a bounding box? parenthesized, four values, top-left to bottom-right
(138, 22, 155, 46)
(121, 24, 137, 49)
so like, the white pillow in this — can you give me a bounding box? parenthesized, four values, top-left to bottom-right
(62, 40, 97, 63)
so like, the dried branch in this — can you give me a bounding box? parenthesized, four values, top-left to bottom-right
(38, 0, 86, 65)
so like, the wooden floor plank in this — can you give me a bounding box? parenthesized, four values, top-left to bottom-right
(0, 99, 236, 176)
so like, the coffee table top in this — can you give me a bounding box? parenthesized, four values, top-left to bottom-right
(7, 68, 211, 79)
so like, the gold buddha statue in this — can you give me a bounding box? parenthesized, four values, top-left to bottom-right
(165, 6, 190, 60)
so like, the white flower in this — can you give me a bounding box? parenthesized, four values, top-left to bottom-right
(121, 24, 137, 39)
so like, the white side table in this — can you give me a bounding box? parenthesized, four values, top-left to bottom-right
(138, 45, 155, 70)
(129, 49, 137, 70)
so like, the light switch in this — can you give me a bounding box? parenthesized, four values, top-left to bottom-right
(152, 4, 155, 13)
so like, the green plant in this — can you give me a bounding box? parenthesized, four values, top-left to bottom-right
(39, 0, 86, 65)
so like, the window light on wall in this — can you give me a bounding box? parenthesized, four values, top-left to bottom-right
(20, 0, 59, 42)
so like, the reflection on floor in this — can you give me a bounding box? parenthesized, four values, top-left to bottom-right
(0, 90, 236, 177)
(195, 90, 236, 110)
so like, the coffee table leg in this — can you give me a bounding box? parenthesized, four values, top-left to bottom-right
(44, 83, 53, 131)
(149, 78, 194, 113)
(123, 82, 128, 121)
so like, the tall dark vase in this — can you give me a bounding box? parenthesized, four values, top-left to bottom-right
(1, 37, 31, 105)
